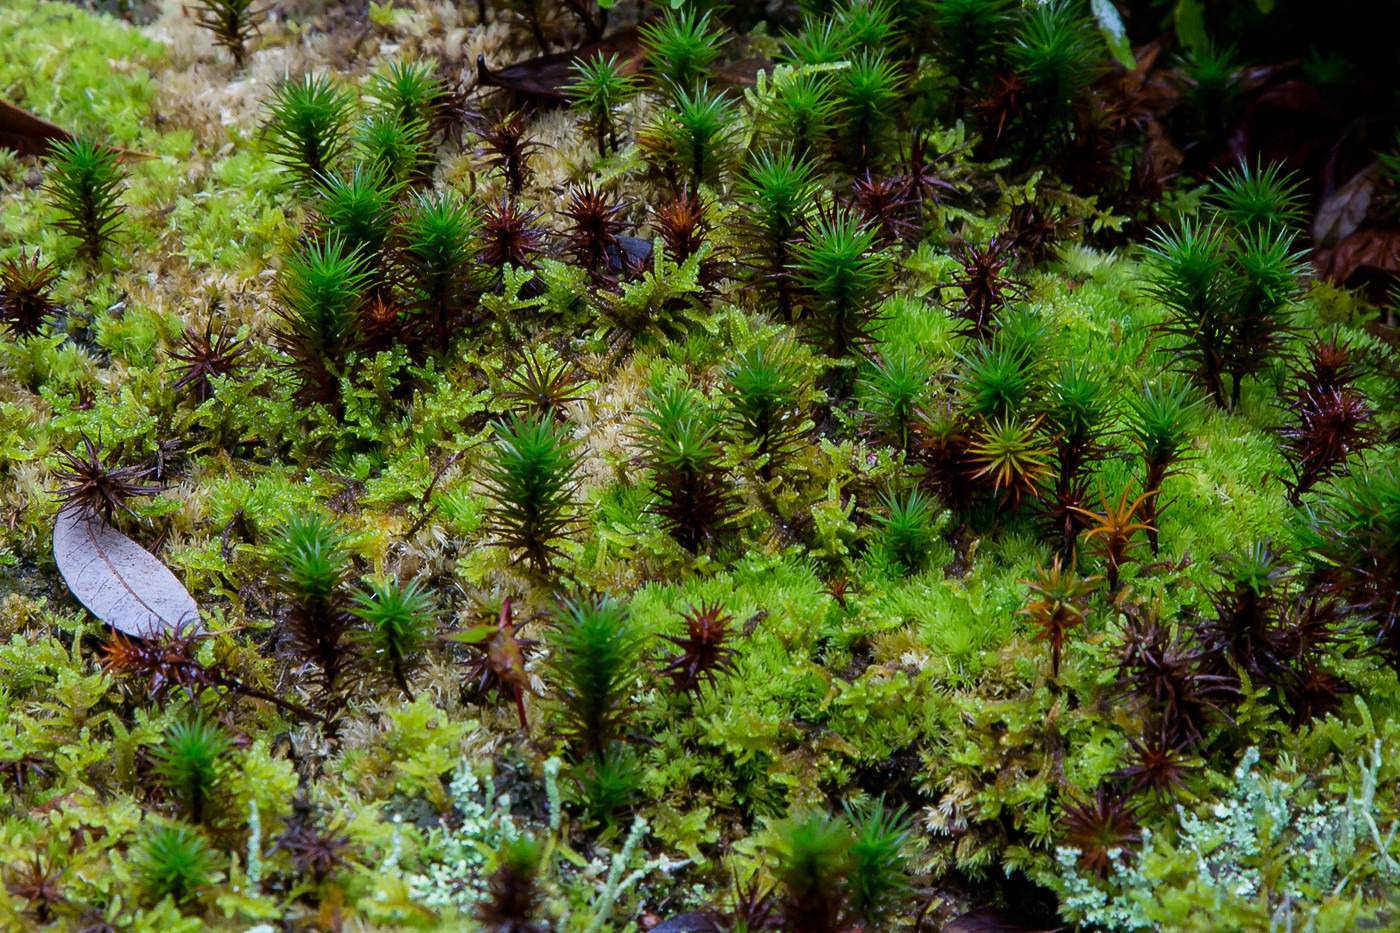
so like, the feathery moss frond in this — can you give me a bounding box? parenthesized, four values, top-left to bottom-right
(481, 413, 582, 573)
(262, 73, 355, 187)
(43, 134, 125, 263)
(545, 595, 642, 757)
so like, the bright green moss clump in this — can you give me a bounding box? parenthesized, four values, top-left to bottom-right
(1, 1, 1400, 932)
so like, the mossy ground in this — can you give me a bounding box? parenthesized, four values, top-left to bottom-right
(1, 1, 1399, 932)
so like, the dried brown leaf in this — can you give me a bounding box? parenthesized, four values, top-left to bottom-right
(477, 24, 647, 101)
(1312, 163, 1378, 247)
(53, 508, 200, 638)
(1313, 228, 1400, 285)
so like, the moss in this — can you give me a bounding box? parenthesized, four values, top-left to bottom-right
(0, 0, 1398, 930)
(0, 0, 163, 147)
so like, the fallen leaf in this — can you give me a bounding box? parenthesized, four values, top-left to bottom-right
(1091, 0, 1134, 70)
(1226, 79, 1339, 171)
(0, 99, 71, 157)
(53, 508, 201, 638)
(647, 911, 722, 933)
(1312, 163, 1378, 247)
(1139, 120, 1184, 180)
(942, 908, 1065, 933)
(1, 99, 153, 160)
(477, 23, 648, 101)
(711, 56, 770, 88)
(618, 234, 652, 269)
(1312, 227, 1400, 287)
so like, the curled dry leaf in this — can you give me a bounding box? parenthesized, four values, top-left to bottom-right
(53, 507, 200, 638)
(477, 23, 647, 101)
(1312, 163, 1378, 247)
(0, 99, 70, 157)
(1, 99, 153, 160)
(1313, 227, 1400, 286)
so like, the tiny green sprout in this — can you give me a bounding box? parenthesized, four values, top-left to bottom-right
(151, 712, 231, 825)
(1225, 226, 1306, 406)
(481, 412, 583, 574)
(635, 381, 734, 554)
(735, 148, 821, 318)
(1299, 466, 1400, 653)
(1128, 378, 1202, 554)
(354, 112, 432, 187)
(723, 339, 809, 482)
(782, 16, 853, 65)
(955, 340, 1037, 420)
(843, 798, 914, 929)
(744, 147, 817, 221)
(875, 487, 940, 575)
(397, 189, 483, 351)
(1046, 360, 1110, 454)
(836, 0, 900, 49)
(772, 808, 855, 933)
(932, 0, 1014, 108)
(639, 7, 725, 92)
(647, 83, 737, 187)
(366, 59, 447, 130)
(573, 742, 644, 826)
(762, 70, 843, 163)
(568, 53, 640, 157)
(861, 348, 934, 452)
(262, 73, 356, 187)
(1300, 49, 1355, 93)
(352, 576, 435, 699)
(1045, 358, 1112, 505)
(42, 134, 125, 264)
(992, 307, 1052, 361)
(273, 236, 371, 406)
(1176, 42, 1245, 149)
(273, 512, 357, 705)
(275, 511, 350, 612)
(1009, 0, 1102, 131)
(1208, 160, 1307, 234)
(477, 834, 545, 933)
(834, 52, 905, 170)
(191, 0, 266, 67)
(314, 164, 404, 275)
(793, 207, 893, 373)
(137, 825, 219, 904)
(1141, 219, 1233, 407)
(545, 595, 643, 758)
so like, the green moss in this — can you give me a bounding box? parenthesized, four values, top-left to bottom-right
(0, 0, 163, 147)
(0, 1, 1397, 931)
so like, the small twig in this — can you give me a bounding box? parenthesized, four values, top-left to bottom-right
(148, 521, 170, 557)
(912, 893, 937, 933)
(219, 510, 241, 561)
(401, 452, 463, 539)
(233, 684, 329, 727)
